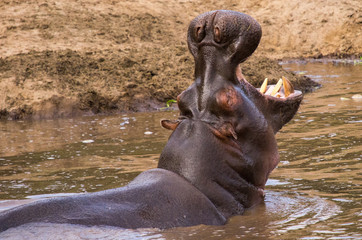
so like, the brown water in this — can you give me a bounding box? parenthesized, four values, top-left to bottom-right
(0, 61, 361, 239)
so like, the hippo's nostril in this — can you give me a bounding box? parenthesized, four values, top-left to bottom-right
(195, 26, 205, 42)
(214, 26, 221, 43)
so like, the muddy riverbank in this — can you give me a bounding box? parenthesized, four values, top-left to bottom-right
(0, 0, 360, 119)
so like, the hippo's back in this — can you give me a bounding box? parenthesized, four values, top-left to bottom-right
(0, 169, 226, 232)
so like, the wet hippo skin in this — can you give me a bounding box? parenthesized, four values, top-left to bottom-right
(0, 10, 303, 231)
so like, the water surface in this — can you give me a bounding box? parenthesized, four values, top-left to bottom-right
(0, 61, 361, 239)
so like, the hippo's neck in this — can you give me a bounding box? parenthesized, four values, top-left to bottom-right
(158, 119, 264, 218)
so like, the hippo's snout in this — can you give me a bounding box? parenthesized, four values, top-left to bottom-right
(188, 10, 262, 65)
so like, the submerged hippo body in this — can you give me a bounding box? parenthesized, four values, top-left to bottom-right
(0, 10, 302, 232)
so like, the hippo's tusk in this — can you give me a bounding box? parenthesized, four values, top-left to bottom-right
(261, 76, 295, 98)
(282, 76, 294, 97)
(270, 79, 283, 96)
(260, 78, 268, 94)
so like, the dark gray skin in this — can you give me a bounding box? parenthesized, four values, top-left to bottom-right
(0, 10, 303, 232)
(0, 169, 225, 230)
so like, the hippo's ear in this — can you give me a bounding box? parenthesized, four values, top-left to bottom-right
(209, 122, 237, 140)
(161, 119, 180, 131)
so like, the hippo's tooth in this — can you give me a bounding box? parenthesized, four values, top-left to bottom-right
(271, 79, 283, 96)
(282, 76, 294, 97)
(260, 78, 268, 94)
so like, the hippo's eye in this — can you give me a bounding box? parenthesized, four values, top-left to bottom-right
(214, 26, 222, 43)
(215, 86, 242, 113)
(195, 26, 205, 42)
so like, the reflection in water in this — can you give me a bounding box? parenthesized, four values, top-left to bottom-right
(0, 223, 163, 240)
(0, 113, 173, 199)
(0, 61, 361, 239)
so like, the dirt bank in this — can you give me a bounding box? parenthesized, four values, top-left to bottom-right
(0, 0, 360, 119)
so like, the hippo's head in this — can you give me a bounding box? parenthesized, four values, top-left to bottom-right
(158, 10, 303, 217)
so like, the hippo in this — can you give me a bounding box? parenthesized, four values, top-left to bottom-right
(0, 10, 302, 232)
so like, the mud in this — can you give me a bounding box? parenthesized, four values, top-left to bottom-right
(0, 0, 360, 120)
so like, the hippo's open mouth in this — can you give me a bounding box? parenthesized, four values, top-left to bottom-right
(235, 63, 303, 102)
(258, 76, 302, 99)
